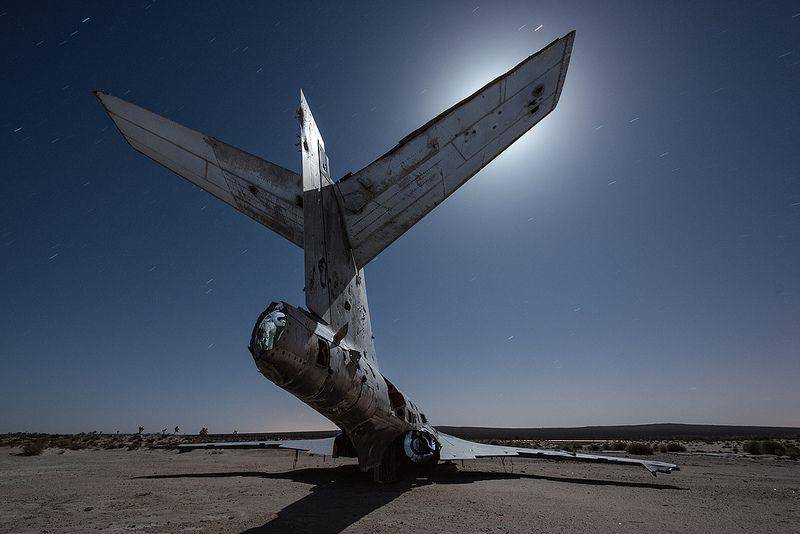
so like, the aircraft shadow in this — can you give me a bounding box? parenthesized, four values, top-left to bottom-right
(136, 464, 684, 533)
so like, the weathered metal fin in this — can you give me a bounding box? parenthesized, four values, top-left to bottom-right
(337, 31, 576, 267)
(94, 91, 305, 247)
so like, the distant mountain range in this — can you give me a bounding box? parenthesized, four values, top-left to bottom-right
(434, 423, 800, 441)
(200, 423, 800, 442)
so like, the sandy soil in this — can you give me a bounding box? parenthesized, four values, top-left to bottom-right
(1, 447, 798, 533)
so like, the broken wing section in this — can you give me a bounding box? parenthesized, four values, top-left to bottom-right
(176, 436, 336, 456)
(94, 92, 305, 247)
(436, 433, 679, 477)
(337, 31, 575, 267)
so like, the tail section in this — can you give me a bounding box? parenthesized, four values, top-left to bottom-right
(298, 91, 376, 363)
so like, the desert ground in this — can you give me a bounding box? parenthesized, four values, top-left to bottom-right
(1, 444, 798, 533)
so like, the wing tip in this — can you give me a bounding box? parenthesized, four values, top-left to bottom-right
(644, 461, 680, 476)
(92, 90, 110, 108)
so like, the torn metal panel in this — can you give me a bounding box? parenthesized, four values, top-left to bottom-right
(337, 31, 575, 267)
(248, 301, 405, 470)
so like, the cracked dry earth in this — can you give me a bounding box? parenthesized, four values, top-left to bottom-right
(1, 447, 798, 533)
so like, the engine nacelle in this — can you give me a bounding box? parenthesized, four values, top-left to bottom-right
(402, 429, 440, 463)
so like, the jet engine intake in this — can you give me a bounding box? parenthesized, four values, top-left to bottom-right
(402, 429, 440, 463)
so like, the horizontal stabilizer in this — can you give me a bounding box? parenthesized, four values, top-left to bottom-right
(337, 31, 575, 267)
(95, 92, 305, 247)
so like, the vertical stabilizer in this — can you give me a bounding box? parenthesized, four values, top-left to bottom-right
(298, 92, 377, 363)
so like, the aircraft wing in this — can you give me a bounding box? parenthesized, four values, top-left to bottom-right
(337, 31, 575, 267)
(436, 433, 679, 477)
(176, 436, 336, 456)
(94, 92, 305, 247)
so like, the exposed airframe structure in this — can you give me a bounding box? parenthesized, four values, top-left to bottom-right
(95, 31, 679, 482)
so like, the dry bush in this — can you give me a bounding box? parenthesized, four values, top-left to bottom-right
(784, 444, 800, 460)
(743, 440, 762, 455)
(666, 442, 687, 452)
(20, 441, 46, 456)
(743, 440, 786, 455)
(761, 440, 786, 455)
(625, 442, 652, 455)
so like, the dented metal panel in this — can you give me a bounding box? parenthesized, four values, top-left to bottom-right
(94, 92, 305, 247)
(337, 31, 575, 267)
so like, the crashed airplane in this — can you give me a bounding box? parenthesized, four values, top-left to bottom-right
(95, 31, 678, 482)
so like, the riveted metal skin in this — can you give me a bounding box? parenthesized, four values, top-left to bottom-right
(248, 301, 414, 470)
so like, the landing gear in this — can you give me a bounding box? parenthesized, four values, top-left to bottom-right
(372, 438, 401, 483)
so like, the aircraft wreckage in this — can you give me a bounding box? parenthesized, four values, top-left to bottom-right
(96, 31, 679, 482)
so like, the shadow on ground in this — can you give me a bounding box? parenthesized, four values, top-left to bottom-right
(135, 465, 685, 533)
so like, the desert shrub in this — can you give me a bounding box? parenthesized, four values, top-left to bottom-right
(625, 442, 652, 455)
(552, 442, 576, 451)
(658, 444, 668, 453)
(784, 444, 799, 460)
(743, 440, 761, 454)
(586, 443, 602, 451)
(67, 438, 86, 450)
(666, 442, 687, 452)
(20, 441, 46, 456)
(742, 439, 786, 456)
(760, 440, 785, 456)
(52, 437, 83, 450)
(605, 441, 626, 451)
(199, 427, 209, 437)
(743, 440, 786, 455)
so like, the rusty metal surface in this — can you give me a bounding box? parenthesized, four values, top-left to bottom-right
(337, 31, 575, 267)
(248, 301, 406, 470)
(94, 92, 305, 247)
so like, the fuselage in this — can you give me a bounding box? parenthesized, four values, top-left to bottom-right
(249, 301, 437, 471)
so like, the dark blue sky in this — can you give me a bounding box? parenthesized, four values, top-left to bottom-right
(2, 1, 798, 433)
